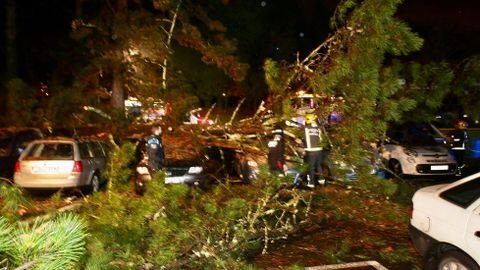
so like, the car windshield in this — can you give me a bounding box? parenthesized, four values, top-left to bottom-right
(389, 125, 440, 146)
(440, 177, 480, 208)
(0, 135, 13, 156)
(24, 142, 74, 160)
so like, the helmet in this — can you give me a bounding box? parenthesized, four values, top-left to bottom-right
(305, 114, 317, 125)
(456, 120, 467, 130)
(151, 126, 162, 135)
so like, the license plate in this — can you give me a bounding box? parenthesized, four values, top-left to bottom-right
(431, 165, 448, 171)
(32, 166, 59, 174)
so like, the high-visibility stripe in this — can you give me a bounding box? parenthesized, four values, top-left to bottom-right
(305, 128, 311, 148)
(304, 127, 322, 151)
(305, 147, 322, 151)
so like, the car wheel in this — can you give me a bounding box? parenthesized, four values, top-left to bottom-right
(437, 250, 480, 270)
(389, 159, 403, 178)
(90, 174, 100, 193)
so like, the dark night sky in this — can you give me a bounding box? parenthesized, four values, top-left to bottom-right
(1, 0, 480, 83)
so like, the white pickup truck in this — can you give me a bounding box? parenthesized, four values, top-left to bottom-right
(410, 172, 480, 269)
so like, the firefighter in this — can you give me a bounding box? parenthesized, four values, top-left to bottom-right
(146, 126, 165, 176)
(302, 114, 326, 188)
(268, 126, 287, 175)
(449, 119, 468, 175)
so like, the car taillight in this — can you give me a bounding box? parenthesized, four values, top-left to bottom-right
(14, 161, 20, 173)
(72, 161, 83, 173)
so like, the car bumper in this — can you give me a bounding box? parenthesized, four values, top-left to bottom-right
(14, 174, 82, 189)
(400, 160, 457, 176)
(165, 174, 199, 184)
(409, 223, 438, 256)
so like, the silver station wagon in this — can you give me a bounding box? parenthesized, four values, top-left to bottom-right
(13, 138, 110, 192)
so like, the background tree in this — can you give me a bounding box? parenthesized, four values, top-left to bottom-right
(5, 78, 38, 127)
(71, 0, 248, 114)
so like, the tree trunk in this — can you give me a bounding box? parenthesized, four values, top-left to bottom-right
(161, 0, 182, 91)
(5, 0, 17, 77)
(111, 66, 125, 110)
(110, 0, 128, 110)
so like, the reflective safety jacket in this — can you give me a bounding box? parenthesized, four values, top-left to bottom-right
(450, 129, 468, 150)
(303, 125, 323, 152)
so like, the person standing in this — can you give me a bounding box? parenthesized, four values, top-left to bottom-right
(302, 114, 326, 188)
(268, 126, 287, 175)
(146, 126, 165, 176)
(450, 120, 468, 175)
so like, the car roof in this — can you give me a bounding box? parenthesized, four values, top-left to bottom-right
(441, 171, 480, 193)
(31, 136, 105, 143)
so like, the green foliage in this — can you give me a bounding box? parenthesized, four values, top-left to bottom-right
(0, 184, 31, 220)
(264, 59, 291, 115)
(103, 142, 136, 191)
(45, 87, 84, 129)
(324, 239, 352, 264)
(0, 218, 12, 256)
(0, 213, 87, 270)
(5, 78, 38, 126)
(78, 161, 312, 269)
(289, 0, 424, 179)
(388, 60, 454, 122)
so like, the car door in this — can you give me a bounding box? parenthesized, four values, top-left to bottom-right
(78, 142, 95, 185)
(466, 201, 480, 263)
(88, 141, 107, 173)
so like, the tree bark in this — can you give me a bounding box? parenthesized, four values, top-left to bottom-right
(111, 64, 125, 110)
(161, 0, 182, 91)
(110, 0, 128, 110)
(5, 0, 17, 77)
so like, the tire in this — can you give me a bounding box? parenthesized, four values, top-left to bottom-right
(426, 250, 480, 270)
(89, 174, 100, 193)
(389, 159, 403, 178)
(439, 250, 480, 270)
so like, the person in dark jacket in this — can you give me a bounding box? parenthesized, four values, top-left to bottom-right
(302, 114, 326, 188)
(146, 126, 165, 176)
(449, 120, 468, 175)
(268, 127, 287, 174)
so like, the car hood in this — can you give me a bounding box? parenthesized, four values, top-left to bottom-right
(407, 145, 449, 155)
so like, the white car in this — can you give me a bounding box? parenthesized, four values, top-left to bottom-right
(410, 172, 480, 270)
(381, 125, 457, 177)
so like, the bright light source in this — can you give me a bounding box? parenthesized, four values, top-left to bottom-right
(222, 92, 226, 97)
(463, 114, 468, 118)
(188, 166, 203, 174)
(260, 1, 266, 7)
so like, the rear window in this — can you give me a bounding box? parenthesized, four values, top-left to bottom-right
(440, 177, 480, 208)
(24, 143, 74, 160)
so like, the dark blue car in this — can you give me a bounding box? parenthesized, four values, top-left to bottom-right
(0, 128, 43, 181)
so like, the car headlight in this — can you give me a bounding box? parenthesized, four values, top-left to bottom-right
(188, 166, 203, 174)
